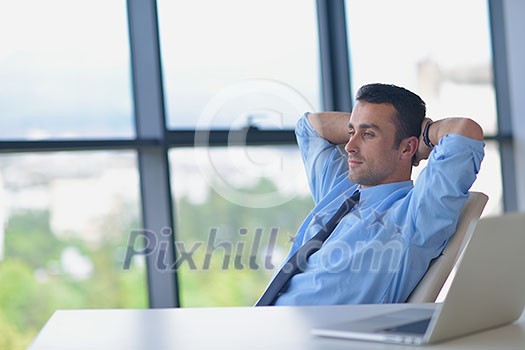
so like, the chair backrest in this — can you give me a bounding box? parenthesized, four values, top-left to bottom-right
(406, 191, 488, 303)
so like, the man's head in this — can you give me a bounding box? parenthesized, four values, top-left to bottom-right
(345, 83, 426, 188)
(355, 83, 426, 147)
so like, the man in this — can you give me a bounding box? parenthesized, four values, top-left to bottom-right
(257, 83, 484, 306)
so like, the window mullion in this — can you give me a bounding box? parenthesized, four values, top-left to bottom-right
(127, 0, 179, 308)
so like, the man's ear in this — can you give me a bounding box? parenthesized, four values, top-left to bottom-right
(399, 136, 419, 161)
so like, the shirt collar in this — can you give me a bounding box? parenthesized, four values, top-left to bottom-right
(356, 180, 413, 208)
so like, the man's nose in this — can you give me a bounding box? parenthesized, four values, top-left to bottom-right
(345, 136, 358, 153)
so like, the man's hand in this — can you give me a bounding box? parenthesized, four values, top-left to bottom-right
(413, 118, 433, 166)
(307, 112, 351, 145)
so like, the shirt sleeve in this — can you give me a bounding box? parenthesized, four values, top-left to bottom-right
(407, 134, 485, 248)
(295, 113, 352, 204)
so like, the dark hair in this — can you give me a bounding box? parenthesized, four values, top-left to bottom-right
(355, 83, 426, 148)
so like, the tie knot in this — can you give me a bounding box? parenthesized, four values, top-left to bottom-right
(336, 191, 360, 218)
(348, 190, 360, 206)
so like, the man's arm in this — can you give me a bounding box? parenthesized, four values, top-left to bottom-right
(306, 112, 351, 145)
(295, 112, 355, 204)
(414, 117, 484, 165)
(428, 117, 484, 142)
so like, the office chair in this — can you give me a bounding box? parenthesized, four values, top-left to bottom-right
(406, 191, 489, 303)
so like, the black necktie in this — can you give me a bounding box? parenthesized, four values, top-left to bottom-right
(255, 191, 360, 306)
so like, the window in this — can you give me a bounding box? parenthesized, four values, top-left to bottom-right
(157, 0, 321, 130)
(0, 152, 146, 348)
(0, 0, 133, 140)
(169, 146, 313, 306)
(158, 0, 322, 306)
(345, 0, 502, 215)
(0, 2, 139, 347)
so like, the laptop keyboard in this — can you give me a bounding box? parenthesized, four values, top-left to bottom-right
(381, 318, 431, 335)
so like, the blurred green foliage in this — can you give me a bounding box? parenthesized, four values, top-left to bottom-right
(175, 178, 313, 307)
(0, 178, 313, 349)
(0, 209, 148, 350)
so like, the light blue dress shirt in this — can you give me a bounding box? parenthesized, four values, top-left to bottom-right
(274, 114, 485, 306)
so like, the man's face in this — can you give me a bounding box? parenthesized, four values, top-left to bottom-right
(344, 101, 409, 188)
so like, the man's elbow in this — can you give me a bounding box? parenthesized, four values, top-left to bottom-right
(456, 118, 484, 141)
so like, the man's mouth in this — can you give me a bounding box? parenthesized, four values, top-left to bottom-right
(348, 158, 364, 167)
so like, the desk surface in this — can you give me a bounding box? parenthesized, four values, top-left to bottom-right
(30, 303, 525, 349)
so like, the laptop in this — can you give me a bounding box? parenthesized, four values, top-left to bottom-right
(312, 213, 525, 345)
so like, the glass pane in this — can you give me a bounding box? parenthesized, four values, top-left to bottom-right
(345, 0, 497, 134)
(0, 151, 146, 349)
(0, 0, 133, 140)
(169, 146, 313, 306)
(158, 0, 321, 130)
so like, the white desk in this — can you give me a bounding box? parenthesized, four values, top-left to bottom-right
(30, 303, 525, 349)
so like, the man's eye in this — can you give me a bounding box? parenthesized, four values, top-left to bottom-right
(364, 132, 374, 138)
(348, 131, 355, 137)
